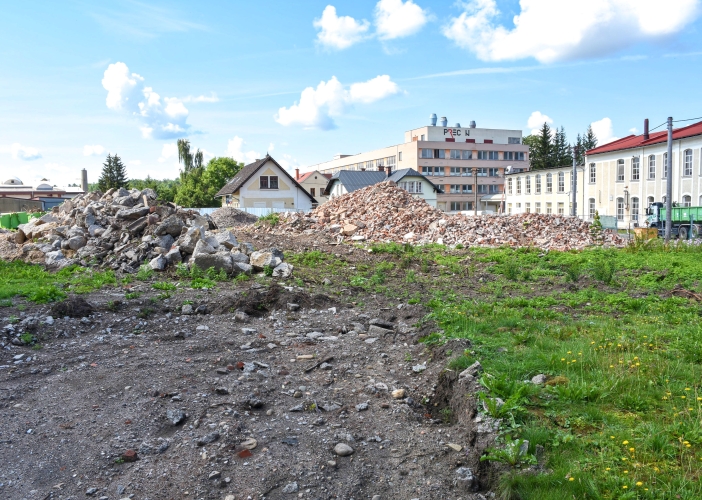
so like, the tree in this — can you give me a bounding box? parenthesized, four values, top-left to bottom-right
(553, 127, 573, 167)
(177, 139, 203, 178)
(97, 154, 128, 192)
(527, 122, 555, 170)
(574, 133, 585, 166)
(174, 156, 243, 208)
(129, 176, 180, 203)
(582, 125, 598, 152)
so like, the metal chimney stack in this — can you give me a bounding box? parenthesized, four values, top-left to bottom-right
(643, 118, 649, 140)
(81, 169, 88, 192)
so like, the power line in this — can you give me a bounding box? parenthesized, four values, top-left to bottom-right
(650, 115, 702, 132)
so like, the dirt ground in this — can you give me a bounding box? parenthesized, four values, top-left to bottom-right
(0, 235, 500, 500)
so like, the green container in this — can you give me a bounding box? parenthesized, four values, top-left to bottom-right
(0, 214, 10, 229)
(17, 212, 29, 224)
(660, 206, 702, 224)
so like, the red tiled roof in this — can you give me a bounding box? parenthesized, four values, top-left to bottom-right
(587, 120, 702, 155)
(297, 171, 332, 183)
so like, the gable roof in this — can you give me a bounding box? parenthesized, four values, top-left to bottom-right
(387, 168, 442, 192)
(587, 120, 702, 156)
(323, 170, 387, 195)
(215, 155, 317, 203)
(297, 171, 332, 184)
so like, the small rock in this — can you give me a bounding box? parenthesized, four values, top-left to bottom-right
(333, 443, 354, 456)
(287, 303, 300, 311)
(455, 467, 476, 491)
(197, 432, 220, 446)
(530, 374, 547, 385)
(209, 471, 222, 480)
(412, 364, 427, 373)
(215, 387, 229, 395)
(448, 443, 463, 452)
(459, 361, 483, 379)
(166, 408, 186, 425)
(121, 449, 138, 462)
(86, 487, 98, 496)
(355, 402, 369, 412)
(282, 482, 299, 494)
(392, 389, 406, 399)
(182, 304, 194, 315)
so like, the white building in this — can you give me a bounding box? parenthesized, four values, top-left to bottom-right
(504, 166, 585, 217)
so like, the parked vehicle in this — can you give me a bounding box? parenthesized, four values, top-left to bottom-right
(645, 202, 702, 238)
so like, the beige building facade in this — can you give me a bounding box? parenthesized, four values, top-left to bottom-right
(504, 166, 586, 217)
(295, 170, 331, 206)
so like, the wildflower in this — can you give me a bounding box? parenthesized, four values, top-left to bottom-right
(633, 356, 638, 360)
(591, 341, 595, 344)
(623, 485, 628, 489)
(606, 467, 611, 471)
(629, 448, 635, 452)
(610, 436, 615, 439)
(635, 363, 640, 366)
(636, 482, 643, 486)
(561, 358, 565, 361)
(569, 477, 575, 481)
(567, 351, 572, 354)
(622, 440, 629, 445)
(681, 396, 686, 399)
(610, 365, 614, 368)
(623, 470, 629, 474)
(572, 359, 577, 363)
(685, 388, 691, 391)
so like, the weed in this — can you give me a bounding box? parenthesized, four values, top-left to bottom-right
(263, 265, 274, 277)
(500, 259, 521, 281)
(136, 264, 154, 281)
(106, 301, 118, 312)
(176, 263, 190, 278)
(590, 253, 616, 284)
(137, 307, 153, 319)
(405, 270, 416, 283)
(31, 343, 43, 350)
(152, 282, 176, 291)
(205, 267, 228, 282)
(191, 277, 216, 289)
(182, 300, 193, 305)
(481, 436, 536, 469)
(447, 354, 473, 371)
(125, 292, 142, 300)
(257, 212, 280, 226)
(287, 250, 326, 266)
(0, 299, 12, 307)
(564, 262, 581, 283)
(404, 352, 413, 362)
(439, 407, 452, 423)
(20, 333, 35, 344)
(234, 273, 251, 283)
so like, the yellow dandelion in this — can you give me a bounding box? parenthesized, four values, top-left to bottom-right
(636, 482, 643, 487)
(623, 470, 629, 474)
(623, 485, 628, 489)
(606, 467, 611, 471)
(569, 477, 575, 481)
(629, 448, 635, 452)
(572, 359, 577, 363)
(622, 440, 629, 445)
(561, 358, 566, 361)
(685, 388, 691, 391)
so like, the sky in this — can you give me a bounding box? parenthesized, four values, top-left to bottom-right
(2, 0, 702, 187)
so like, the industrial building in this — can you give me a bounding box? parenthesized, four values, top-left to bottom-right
(305, 114, 530, 213)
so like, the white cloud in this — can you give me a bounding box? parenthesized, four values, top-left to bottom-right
(527, 111, 553, 135)
(591, 117, 618, 144)
(314, 5, 370, 50)
(268, 142, 275, 152)
(227, 136, 260, 164)
(443, 0, 700, 63)
(11, 143, 42, 161)
(629, 127, 639, 134)
(375, 0, 430, 40)
(181, 93, 219, 103)
(128, 160, 142, 166)
(158, 143, 178, 163)
(102, 62, 193, 139)
(277, 154, 302, 173)
(83, 145, 105, 156)
(275, 75, 401, 130)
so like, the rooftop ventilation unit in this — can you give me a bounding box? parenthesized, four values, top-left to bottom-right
(440, 116, 448, 127)
(455, 123, 461, 128)
(470, 121, 476, 128)
(430, 113, 437, 126)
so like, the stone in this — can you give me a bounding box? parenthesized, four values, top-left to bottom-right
(369, 318, 395, 329)
(67, 235, 87, 250)
(166, 408, 186, 425)
(306, 331, 324, 339)
(155, 215, 185, 237)
(412, 364, 427, 373)
(182, 304, 194, 315)
(157, 234, 175, 250)
(250, 248, 284, 270)
(121, 449, 138, 462)
(197, 432, 220, 446)
(165, 247, 182, 264)
(193, 252, 233, 274)
(116, 206, 150, 220)
(272, 262, 294, 278)
(215, 230, 238, 249)
(193, 239, 216, 257)
(179, 226, 204, 254)
(287, 303, 300, 311)
(459, 361, 483, 379)
(208, 471, 222, 480)
(234, 262, 253, 275)
(482, 397, 504, 413)
(455, 467, 476, 491)
(88, 224, 105, 237)
(239, 242, 255, 255)
(341, 224, 358, 236)
(230, 251, 250, 264)
(333, 443, 354, 456)
(86, 487, 98, 496)
(282, 482, 299, 493)
(45, 250, 66, 266)
(149, 255, 168, 271)
(355, 402, 369, 412)
(530, 374, 547, 385)
(392, 389, 406, 399)
(368, 324, 393, 336)
(448, 443, 463, 451)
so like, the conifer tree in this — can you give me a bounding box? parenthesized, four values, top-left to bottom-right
(529, 122, 554, 170)
(553, 126, 573, 167)
(97, 153, 129, 192)
(582, 125, 598, 152)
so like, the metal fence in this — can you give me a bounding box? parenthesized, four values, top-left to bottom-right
(183, 207, 303, 217)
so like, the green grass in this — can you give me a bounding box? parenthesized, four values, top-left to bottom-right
(0, 261, 116, 304)
(423, 245, 702, 500)
(152, 281, 176, 291)
(257, 212, 280, 226)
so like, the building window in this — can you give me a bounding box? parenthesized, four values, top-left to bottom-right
(388, 156, 396, 166)
(399, 181, 423, 194)
(420, 134, 425, 141)
(663, 153, 668, 178)
(631, 157, 640, 180)
(508, 137, 521, 144)
(558, 171, 565, 193)
(365, 160, 373, 169)
(463, 185, 473, 193)
(589, 198, 596, 219)
(450, 167, 461, 176)
(422, 166, 443, 176)
(507, 178, 513, 194)
(683, 195, 691, 207)
(589, 163, 596, 183)
(398, 152, 402, 161)
(260, 175, 278, 189)
(616, 197, 624, 220)
(310, 188, 316, 197)
(557, 202, 564, 215)
(546, 202, 552, 214)
(684, 149, 693, 176)
(516, 177, 522, 195)
(488, 168, 499, 176)
(648, 155, 655, 179)
(525, 202, 531, 213)
(535, 202, 541, 214)
(450, 149, 462, 159)
(516, 202, 521, 211)
(489, 185, 500, 194)
(450, 201, 473, 211)
(504, 151, 514, 160)
(434, 149, 445, 159)
(421, 148, 432, 159)
(489, 151, 499, 160)
(525, 176, 531, 194)
(476, 168, 488, 176)
(462, 150, 472, 160)
(477, 151, 498, 160)
(546, 173, 553, 193)
(450, 185, 461, 194)
(478, 184, 488, 194)
(631, 197, 639, 221)
(617, 159, 625, 181)
(507, 203, 512, 215)
(535, 174, 542, 194)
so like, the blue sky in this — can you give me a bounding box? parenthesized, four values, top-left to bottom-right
(2, 0, 701, 187)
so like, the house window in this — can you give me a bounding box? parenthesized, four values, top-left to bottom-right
(683, 195, 691, 207)
(489, 185, 499, 194)
(684, 149, 693, 176)
(507, 178, 513, 194)
(489, 151, 499, 160)
(365, 160, 374, 169)
(451, 202, 472, 211)
(488, 168, 499, 176)
(507, 203, 512, 215)
(434, 149, 445, 159)
(525, 176, 531, 194)
(632, 157, 640, 180)
(632, 197, 639, 221)
(516, 177, 521, 195)
(546, 173, 553, 193)
(525, 202, 531, 213)
(422, 166, 443, 176)
(260, 175, 278, 189)
(516, 203, 521, 211)
(477, 151, 497, 160)
(462, 150, 472, 160)
(421, 148, 432, 159)
(508, 137, 521, 144)
(546, 202, 552, 214)
(648, 155, 655, 179)
(558, 172, 565, 193)
(399, 181, 423, 194)
(450, 149, 462, 159)
(535, 174, 542, 194)
(504, 151, 514, 160)
(589, 198, 596, 219)
(462, 185, 473, 193)
(589, 163, 596, 183)
(616, 197, 624, 220)
(398, 152, 403, 161)
(387, 156, 396, 166)
(617, 159, 625, 181)
(663, 153, 668, 178)
(557, 202, 564, 215)
(517, 152, 525, 161)
(420, 134, 425, 141)
(310, 188, 316, 197)
(647, 196, 654, 208)
(462, 168, 472, 176)
(535, 202, 541, 214)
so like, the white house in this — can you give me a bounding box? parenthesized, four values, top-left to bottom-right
(215, 155, 317, 211)
(504, 166, 586, 216)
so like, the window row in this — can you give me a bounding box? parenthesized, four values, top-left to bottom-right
(420, 149, 525, 161)
(589, 149, 697, 184)
(506, 172, 569, 195)
(507, 202, 562, 215)
(398, 181, 422, 194)
(422, 166, 500, 177)
(448, 184, 500, 194)
(450, 201, 474, 211)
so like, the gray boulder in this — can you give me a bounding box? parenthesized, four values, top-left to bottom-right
(215, 230, 238, 249)
(250, 248, 284, 270)
(87, 224, 105, 237)
(149, 255, 168, 271)
(67, 235, 87, 251)
(193, 239, 216, 257)
(157, 234, 175, 250)
(230, 251, 250, 264)
(272, 262, 294, 278)
(204, 235, 220, 250)
(193, 252, 233, 274)
(235, 262, 253, 275)
(239, 242, 255, 255)
(165, 247, 182, 264)
(155, 215, 185, 237)
(178, 226, 203, 254)
(116, 206, 150, 220)
(112, 195, 135, 207)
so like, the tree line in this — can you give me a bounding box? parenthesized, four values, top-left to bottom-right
(523, 123, 598, 170)
(91, 139, 243, 207)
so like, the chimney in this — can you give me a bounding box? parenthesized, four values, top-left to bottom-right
(81, 168, 88, 193)
(386, 166, 392, 177)
(643, 118, 649, 140)
(378, 164, 384, 172)
(295, 168, 300, 180)
(361, 167, 365, 171)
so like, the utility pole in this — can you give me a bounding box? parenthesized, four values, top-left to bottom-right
(665, 117, 673, 243)
(473, 167, 478, 216)
(572, 146, 578, 217)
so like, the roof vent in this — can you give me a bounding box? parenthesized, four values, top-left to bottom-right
(430, 113, 437, 126)
(455, 123, 461, 128)
(440, 116, 448, 127)
(470, 121, 476, 128)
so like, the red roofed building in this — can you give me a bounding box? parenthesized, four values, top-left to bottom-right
(294, 169, 332, 206)
(584, 119, 702, 228)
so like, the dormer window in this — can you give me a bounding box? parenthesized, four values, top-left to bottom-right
(260, 176, 278, 189)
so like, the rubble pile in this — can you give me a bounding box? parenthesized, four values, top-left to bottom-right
(260, 182, 625, 250)
(4, 187, 292, 277)
(210, 206, 259, 228)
